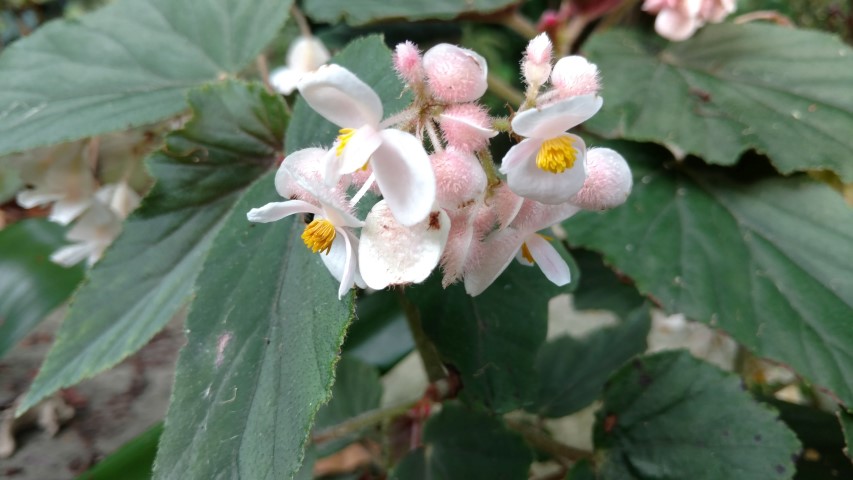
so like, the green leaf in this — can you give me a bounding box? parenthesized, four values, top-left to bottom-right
(408, 245, 576, 413)
(531, 307, 650, 418)
(584, 24, 853, 181)
(390, 403, 533, 479)
(0, 0, 292, 156)
(303, 0, 517, 26)
(154, 175, 354, 480)
(841, 409, 853, 463)
(0, 219, 84, 358)
(571, 248, 645, 319)
(565, 140, 853, 407)
(566, 460, 595, 480)
(18, 81, 287, 414)
(286, 35, 411, 154)
(595, 351, 801, 480)
(314, 356, 383, 456)
(345, 290, 414, 373)
(0, 162, 21, 202)
(76, 423, 162, 480)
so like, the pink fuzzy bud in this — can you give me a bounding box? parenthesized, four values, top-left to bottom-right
(438, 103, 497, 152)
(570, 148, 632, 210)
(550, 55, 601, 98)
(431, 148, 487, 211)
(522, 33, 554, 88)
(393, 41, 424, 87)
(423, 44, 488, 103)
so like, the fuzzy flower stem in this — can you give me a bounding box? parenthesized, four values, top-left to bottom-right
(397, 290, 447, 383)
(476, 148, 502, 189)
(378, 107, 419, 130)
(487, 72, 525, 107)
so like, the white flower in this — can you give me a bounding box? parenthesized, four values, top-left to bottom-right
(247, 149, 365, 299)
(16, 142, 96, 225)
(51, 201, 121, 267)
(269, 35, 330, 95)
(297, 64, 435, 226)
(499, 94, 602, 204)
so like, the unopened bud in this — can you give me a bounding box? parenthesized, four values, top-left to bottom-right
(393, 41, 424, 87)
(550, 55, 600, 98)
(438, 103, 497, 152)
(423, 44, 488, 103)
(571, 148, 632, 210)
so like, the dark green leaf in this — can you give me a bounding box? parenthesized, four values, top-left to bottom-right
(595, 351, 801, 480)
(390, 403, 533, 480)
(531, 307, 650, 418)
(0, 219, 84, 358)
(345, 290, 414, 373)
(286, 35, 411, 154)
(18, 81, 287, 414)
(0, 163, 21, 202)
(566, 140, 853, 407)
(76, 423, 162, 480)
(584, 24, 853, 181)
(154, 175, 354, 480)
(571, 248, 645, 319)
(0, 0, 292, 155)
(408, 245, 575, 413)
(303, 0, 517, 26)
(841, 409, 853, 463)
(314, 356, 383, 457)
(566, 459, 595, 480)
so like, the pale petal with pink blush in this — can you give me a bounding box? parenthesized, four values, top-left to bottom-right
(524, 234, 571, 286)
(571, 148, 633, 210)
(320, 231, 365, 299)
(512, 95, 603, 139)
(275, 148, 328, 199)
(550, 56, 600, 97)
(372, 129, 435, 226)
(440, 209, 476, 287)
(489, 183, 524, 229)
(655, 7, 701, 41)
(463, 228, 526, 296)
(246, 200, 321, 223)
(359, 201, 450, 289)
(298, 64, 383, 128)
(502, 134, 587, 205)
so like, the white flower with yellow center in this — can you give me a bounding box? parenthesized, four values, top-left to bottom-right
(499, 94, 602, 205)
(246, 149, 365, 299)
(297, 64, 435, 226)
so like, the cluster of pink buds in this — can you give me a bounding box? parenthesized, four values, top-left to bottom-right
(642, 0, 737, 41)
(248, 34, 633, 298)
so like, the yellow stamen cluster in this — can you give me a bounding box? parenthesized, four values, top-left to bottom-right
(536, 136, 577, 174)
(335, 128, 356, 157)
(302, 219, 336, 254)
(520, 242, 535, 264)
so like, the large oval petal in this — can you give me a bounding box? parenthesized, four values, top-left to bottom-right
(511, 95, 602, 139)
(298, 64, 383, 128)
(524, 233, 571, 287)
(372, 129, 436, 226)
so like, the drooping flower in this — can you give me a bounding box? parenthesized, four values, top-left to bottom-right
(500, 94, 602, 204)
(269, 35, 330, 95)
(297, 64, 435, 226)
(247, 149, 365, 299)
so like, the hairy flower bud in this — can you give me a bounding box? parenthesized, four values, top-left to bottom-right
(423, 44, 488, 103)
(393, 41, 425, 87)
(570, 148, 633, 210)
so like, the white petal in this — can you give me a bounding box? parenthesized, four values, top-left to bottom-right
(337, 125, 382, 175)
(16, 190, 62, 208)
(50, 243, 93, 267)
(372, 129, 436, 226)
(246, 200, 319, 223)
(275, 148, 328, 198)
(359, 201, 449, 289)
(525, 233, 571, 286)
(463, 228, 526, 296)
(297, 64, 383, 128)
(320, 229, 365, 299)
(503, 134, 588, 205)
(287, 36, 330, 72)
(50, 198, 93, 225)
(655, 8, 701, 41)
(499, 138, 542, 175)
(512, 95, 603, 139)
(270, 67, 302, 95)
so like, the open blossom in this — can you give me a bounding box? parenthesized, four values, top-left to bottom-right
(297, 64, 435, 226)
(16, 142, 96, 225)
(247, 148, 365, 299)
(643, 0, 736, 41)
(269, 35, 330, 94)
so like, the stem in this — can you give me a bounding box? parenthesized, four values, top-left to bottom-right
(504, 418, 593, 463)
(290, 3, 313, 37)
(502, 11, 539, 39)
(397, 290, 447, 383)
(256, 54, 274, 94)
(487, 73, 525, 107)
(313, 400, 419, 444)
(477, 149, 502, 189)
(557, 15, 590, 56)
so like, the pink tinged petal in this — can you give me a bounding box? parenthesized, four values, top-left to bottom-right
(655, 8, 701, 41)
(372, 129, 436, 226)
(336, 125, 382, 175)
(524, 233, 571, 286)
(503, 134, 588, 205)
(512, 95, 603, 139)
(320, 230, 364, 299)
(463, 228, 526, 296)
(297, 64, 383, 128)
(499, 138, 543, 174)
(571, 147, 633, 210)
(276, 148, 328, 198)
(246, 200, 320, 223)
(321, 202, 364, 229)
(269, 67, 302, 95)
(440, 209, 476, 287)
(359, 201, 449, 290)
(490, 182, 525, 229)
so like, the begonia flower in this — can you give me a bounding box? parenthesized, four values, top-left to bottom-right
(643, 0, 736, 41)
(297, 64, 435, 226)
(50, 201, 121, 267)
(269, 35, 330, 95)
(500, 94, 602, 204)
(16, 142, 96, 225)
(247, 149, 365, 298)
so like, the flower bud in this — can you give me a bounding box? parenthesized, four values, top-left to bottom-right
(522, 33, 554, 88)
(393, 41, 425, 87)
(438, 103, 497, 152)
(431, 148, 487, 211)
(423, 44, 488, 103)
(550, 55, 600, 98)
(571, 148, 632, 210)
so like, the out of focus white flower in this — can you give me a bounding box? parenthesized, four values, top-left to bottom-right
(16, 142, 96, 225)
(269, 35, 330, 95)
(643, 0, 737, 41)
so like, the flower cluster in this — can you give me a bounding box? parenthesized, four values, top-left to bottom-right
(248, 34, 633, 298)
(643, 0, 737, 41)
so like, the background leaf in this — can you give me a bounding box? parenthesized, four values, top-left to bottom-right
(344, 291, 414, 373)
(154, 175, 354, 480)
(18, 81, 287, 414)
(77, 423, 162, 480)
(841, 409, 853, 463)
(530, 307, 650, 418)
(0, 219, 84, 358)
(594, 351, 801, 480)
(390, 403, 533, 480)
(570, 248, 645, 319)
(584, 24, 853, 181)
(0, 0, 292, 156)
(303, 0, 517, 26)
(565, 140, 853, 407)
